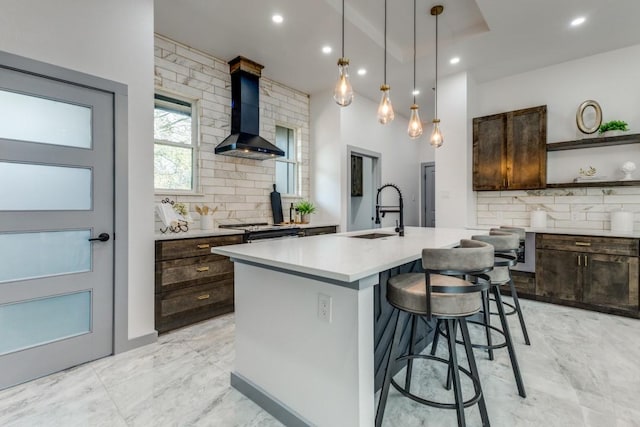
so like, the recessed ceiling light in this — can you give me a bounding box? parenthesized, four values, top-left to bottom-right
(450, 57, 460, 65)
(570, 16, 586, 27)
(272, 14, 284, 24)
(357, 68, 367, 76)
(412, 89, 420, 96)
(322, 46, 332, 54)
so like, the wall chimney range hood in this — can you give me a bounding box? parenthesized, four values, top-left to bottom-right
(214, 56, 285, 160)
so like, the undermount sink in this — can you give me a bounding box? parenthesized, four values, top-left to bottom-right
(349, 232, 396, 239)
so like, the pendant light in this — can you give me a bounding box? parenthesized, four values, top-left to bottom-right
(407, 0, 423, 138)
(430, 5, 444, 147)
(334, 0, 354, 106)
(377, 0, 394, 124)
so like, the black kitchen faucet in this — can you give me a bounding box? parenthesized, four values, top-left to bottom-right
(375, 183, 404, 236)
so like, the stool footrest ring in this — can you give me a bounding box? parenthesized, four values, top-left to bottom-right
(436, 320, 508, 351)
(391, 354, 483, 410)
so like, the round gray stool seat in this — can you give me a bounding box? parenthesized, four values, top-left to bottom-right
(388, 273, 481, 317)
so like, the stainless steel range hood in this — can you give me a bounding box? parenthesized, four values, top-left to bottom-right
(215, 56, 284, 160)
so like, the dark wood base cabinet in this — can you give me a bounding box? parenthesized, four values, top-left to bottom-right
(534, 234, 639, 318)
(155, 234, 243, 333)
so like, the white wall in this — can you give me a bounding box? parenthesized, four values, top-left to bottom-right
(434, 72, 476, 227)
(0, 1, 156, 339)
(475, 43, 640, 184)
(472, 43, 640, 231)
(311, 92, 423, 231)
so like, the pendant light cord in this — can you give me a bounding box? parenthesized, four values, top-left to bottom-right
(383, 0, 387, 84)
(435, 10, 438, 118)
(412, 0, 416, 104)
(341, 0, 345, 58)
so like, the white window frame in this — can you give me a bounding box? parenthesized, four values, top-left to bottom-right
(275, 124, 300, 197)
(153, 91, 199, 194)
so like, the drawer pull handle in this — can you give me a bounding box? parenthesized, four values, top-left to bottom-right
(196, 266, 210, 272)
(575, 242, 591, 247)
(197, 244, 210, 249)
(197, 294, 210, 300)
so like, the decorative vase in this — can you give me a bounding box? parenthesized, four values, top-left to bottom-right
(301, 214, 310, 224)
(200, 215, 214, 230)
(602, 130, 626, 138)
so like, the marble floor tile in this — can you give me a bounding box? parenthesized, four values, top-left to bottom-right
(0, 300, 638, 427)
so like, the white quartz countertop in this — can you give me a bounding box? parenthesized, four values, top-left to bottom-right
(212, 226, 488, 283)
(470, 225, 640, 239)
(155, 223, 338, 241)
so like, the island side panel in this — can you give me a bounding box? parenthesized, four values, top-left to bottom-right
(233, 262, 375, 427)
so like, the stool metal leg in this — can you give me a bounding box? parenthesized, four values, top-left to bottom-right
(493, 285, 527, 398)
(405, 315, 418, 391)
(460, 318, 490, 427)
(445, 320, 458, 391)
(482, 288, 494, 360)
(376, 309, 403, 427)
(445, 319, 466, 427)
(508, 276, 531, 345)
(430, 318, 441, 356)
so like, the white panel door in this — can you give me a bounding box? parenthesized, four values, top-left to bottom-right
(0, 66, 114, 389)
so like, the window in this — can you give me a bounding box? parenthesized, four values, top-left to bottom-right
(275, 125, 298, 195)
(154, 94, 198, 192)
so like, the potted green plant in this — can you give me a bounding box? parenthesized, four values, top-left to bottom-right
(294, 200, 316, 224)
(599, 120, 629, 137)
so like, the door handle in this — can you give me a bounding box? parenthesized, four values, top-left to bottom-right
(88, 233, 110, 242)
(577, 255, 581, 266)
(584, 255, 588, 267)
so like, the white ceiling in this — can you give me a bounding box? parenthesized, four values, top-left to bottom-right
(155, 0, 640, 117)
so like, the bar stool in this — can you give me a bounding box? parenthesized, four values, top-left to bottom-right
(497, 226, 531, 345)
(376, 239, 494, 427)
(471, 230, 526, 398)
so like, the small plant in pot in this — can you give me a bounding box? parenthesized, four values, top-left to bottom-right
(599, 120, 629, 137)
(294, 200, 316, 224)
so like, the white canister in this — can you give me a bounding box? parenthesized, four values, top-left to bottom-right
(200, 215, 214, 230)
(530, 209, 547, 228)
(611, 210, 633, 233)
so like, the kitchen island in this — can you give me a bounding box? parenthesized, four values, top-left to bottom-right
(212, 226, 487, 427)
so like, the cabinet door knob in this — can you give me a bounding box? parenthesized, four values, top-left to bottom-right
(197, 244, 210, 249)
(196, 266, 210, 272)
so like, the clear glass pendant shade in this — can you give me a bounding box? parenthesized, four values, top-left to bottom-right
(377, 85, 394, 124)
(407, 105, 423, 139)
(333, 59, 354, 107)
(430, 119, 444, 147)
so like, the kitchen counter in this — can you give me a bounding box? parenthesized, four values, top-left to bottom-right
(212, 226, 487, 426)
(470, 225, 640, 239)
(154, 222, 338, 241)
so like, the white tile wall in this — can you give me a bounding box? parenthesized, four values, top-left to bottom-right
(153, 34, 310, 229)
(476, 187, 640, 231)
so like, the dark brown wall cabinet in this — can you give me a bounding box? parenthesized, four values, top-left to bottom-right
(473, 105, 547, 190)
(535, 234, 639, 316)
(155, 234, 243, 333)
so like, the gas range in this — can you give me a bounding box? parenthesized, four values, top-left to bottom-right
(218, 222, 302, 241)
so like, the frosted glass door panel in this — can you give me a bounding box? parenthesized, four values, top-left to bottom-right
(0, 292, 91, 356)
(0, 162, 91, 210)
(0, 230, 91, 283)
(0, 89, 91, 148)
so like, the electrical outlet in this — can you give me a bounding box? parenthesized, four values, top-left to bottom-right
(318, 294, 332, 323)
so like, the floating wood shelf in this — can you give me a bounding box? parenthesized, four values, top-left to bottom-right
(546, 133, 640, 151)
(546, 180, 640, 189)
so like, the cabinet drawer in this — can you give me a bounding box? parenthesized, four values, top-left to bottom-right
(302, 226, 337, 237)
(536, 234, 639, 256)
(155, 280, 234, 333)
(155, 234, 244, 261)
(156, 255, 234, 292)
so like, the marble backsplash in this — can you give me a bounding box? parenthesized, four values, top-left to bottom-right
(476, 186, 640, 232)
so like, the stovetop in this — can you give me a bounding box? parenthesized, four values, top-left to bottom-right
(218, 222, 299, 232)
